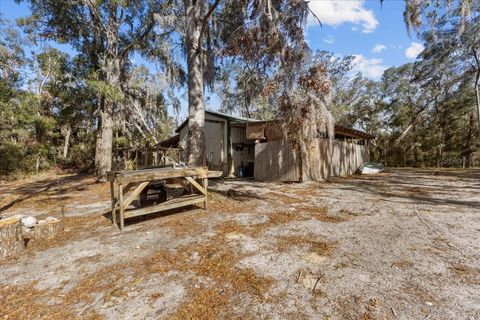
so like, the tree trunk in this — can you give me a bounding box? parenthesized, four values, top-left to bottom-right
(98, 107, 114, 177)
(33, 219, 63, 239)
(0, 218, 25, 259)
(185, 1, 207, 166)
(35, 156, 40, 175)
(473, 49, 480, 147)
(95, 109, 103, 175)
(62, 124, 71, 159)
(96, 58, 121, 178)
(475, 72, 480, 146)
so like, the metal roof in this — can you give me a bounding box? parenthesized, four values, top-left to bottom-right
(175, 110, 260, 133)
(334, 124, 375, 140)
(173, 110, 373, 139)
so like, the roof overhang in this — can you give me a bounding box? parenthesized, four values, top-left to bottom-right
(175, 110, 261, 133)
(334, 124, 375, 140)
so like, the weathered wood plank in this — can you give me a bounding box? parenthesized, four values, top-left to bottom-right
(110, 181, 116, 226)
(171, 177, 191, 193)
(107, 167, 213, 230)
(123, 194, 205, 218)
(123, 181, 149, 209)
(202, 178, 208, 209)
(107, 167, 208, 184)
(185, 177, 207, 195)
(119, 183, 124, 231)
(206, 170, 223, 178)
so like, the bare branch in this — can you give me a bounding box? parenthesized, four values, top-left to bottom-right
(305, 1, 322, 27)
(197, 0, 221, 53)
(119, 15, 156, 59)
(82, 0, 108, 35)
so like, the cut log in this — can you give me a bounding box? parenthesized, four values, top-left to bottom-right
(33, 219, 64, 240)
(0, 218, 25, 259)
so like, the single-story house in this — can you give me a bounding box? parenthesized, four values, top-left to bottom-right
(160, 110, 374, 181)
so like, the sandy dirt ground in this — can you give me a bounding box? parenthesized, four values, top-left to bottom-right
(0, 168, 479, 320)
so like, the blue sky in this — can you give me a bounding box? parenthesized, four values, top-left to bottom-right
(305, 0, 423, 78)
(0, 0, 424, 117)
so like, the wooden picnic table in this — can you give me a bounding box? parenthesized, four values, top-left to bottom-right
(106, 167, 222, 230)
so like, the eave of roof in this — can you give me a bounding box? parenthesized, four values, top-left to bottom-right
(158, 133, 180, 148)
(334, 124, 375, 140)
(246, 120, 374, 140)
(175, 110, 260, 133)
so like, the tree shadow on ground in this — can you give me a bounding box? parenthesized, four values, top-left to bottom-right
(0, 174, 94, 214)
(326, 169, 480, 210)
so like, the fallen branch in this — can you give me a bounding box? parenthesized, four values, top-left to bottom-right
(312, 275, 324, 294)
(391, 306, 397, 318)
(296, 270, 303, 283)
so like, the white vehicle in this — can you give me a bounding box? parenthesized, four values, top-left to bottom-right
(360, 163, 384, 174)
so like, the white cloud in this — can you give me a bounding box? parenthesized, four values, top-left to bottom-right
(352, 54, 388, 79)
(372, 44, 386, 54)
(405, 42, 424, 59)
(323, 34, 335, 44)
(307, 0, 379, 33)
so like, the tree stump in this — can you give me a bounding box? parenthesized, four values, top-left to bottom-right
(0, 218, 25, 259)
(33, 219, 64, 240)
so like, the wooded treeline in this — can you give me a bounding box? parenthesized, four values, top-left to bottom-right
(0, 0, 478, 177)
(340, 1, 480, 168)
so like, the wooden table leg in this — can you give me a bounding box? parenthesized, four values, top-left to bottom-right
(110, 181, 117, 226)
(202, 178, 208, 210)
(119, 183, 124, 231)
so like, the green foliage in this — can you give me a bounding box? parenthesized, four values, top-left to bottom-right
(64, 143, 95, 173)
(87, 79, 124, 103)
(114, 136, 129, 148)
(0, 142, 28, 174)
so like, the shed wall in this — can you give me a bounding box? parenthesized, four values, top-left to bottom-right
(254, 138, 369, 181)
(179, 113, 227, 173)
(254, 139, 300, 181)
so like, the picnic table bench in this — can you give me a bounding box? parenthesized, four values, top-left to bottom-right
(107, 167, 222, 230)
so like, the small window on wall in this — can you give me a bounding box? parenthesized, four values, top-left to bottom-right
(188, 130, 192, 136)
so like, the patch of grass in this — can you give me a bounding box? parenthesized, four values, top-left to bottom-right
(209, 192, 258, 214)
(276, 235, 336, 256)
(214, 211, 308, 239)
(168, 287, 229, 320)
(0, 282, 94, 320)
(159, 214, 204, 237)
(450, 264, 480, 285)
(296, 206, 350, 223)
(265, 192, 302, 205)
(167, 232, 274, 319)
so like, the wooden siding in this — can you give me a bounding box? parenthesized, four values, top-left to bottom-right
(254, 139, 300, 181)
(254, 138, 370, 181)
